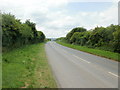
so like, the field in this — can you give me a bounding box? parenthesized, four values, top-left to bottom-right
(56, 41, 119, 61)
(2, 43, 57, 88)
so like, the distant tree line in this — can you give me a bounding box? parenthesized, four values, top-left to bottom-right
(57, 25, 120, 53)
(2, 13, 45, 51)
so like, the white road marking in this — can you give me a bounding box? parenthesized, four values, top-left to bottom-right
(53, 43, 119, 79)
(73, 55, 91, 63)
(73, 55, 119, 78)
(108, 72, 118, 77)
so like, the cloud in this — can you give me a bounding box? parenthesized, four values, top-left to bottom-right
(0, 0, 118, 38)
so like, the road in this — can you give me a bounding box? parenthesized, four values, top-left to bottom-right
(45, 41, 119, 88)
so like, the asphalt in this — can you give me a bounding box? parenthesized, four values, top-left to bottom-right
(45, 41, 119, 88)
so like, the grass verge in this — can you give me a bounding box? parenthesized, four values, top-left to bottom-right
(56, 41, 119, 61)
(2, 43, 57, 88)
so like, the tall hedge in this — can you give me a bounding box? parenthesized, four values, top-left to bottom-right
(59, 25, 120, 53)
(2, 13, 45, 51)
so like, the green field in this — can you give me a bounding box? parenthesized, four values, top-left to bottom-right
(2, 43, 57, 88)
(56, 41, 119, 61)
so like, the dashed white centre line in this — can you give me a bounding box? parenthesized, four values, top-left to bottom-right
(73, 55, 91, 64)
(108, 72, 118, 77)
(55, 44, 119, 79)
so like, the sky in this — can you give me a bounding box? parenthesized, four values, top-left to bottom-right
(0, 0, 119, 38)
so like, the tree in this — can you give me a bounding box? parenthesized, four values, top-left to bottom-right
(25, 20, 38, 43)
(2, 13, 46, 51)
(37, 31, 45, 42)
(2, 13, 21, 47)
(113, 25, 120, 53)
(61, 24, 119, 53)
(66, 27, 87, 43)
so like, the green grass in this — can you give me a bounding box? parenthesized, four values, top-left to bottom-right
(56, 41, 120, 61)
(2, 43, 57, 88)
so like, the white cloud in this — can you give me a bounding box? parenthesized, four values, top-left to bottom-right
(0, 0, 118, 38)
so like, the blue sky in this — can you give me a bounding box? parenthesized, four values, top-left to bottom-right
(50, 2, 114, 14)
(66, 2, 113, 12)
(0, 0, 118, 38)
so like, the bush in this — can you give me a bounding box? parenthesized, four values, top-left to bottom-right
(57, 24, 120, 53)
(2, 13, 45, 52)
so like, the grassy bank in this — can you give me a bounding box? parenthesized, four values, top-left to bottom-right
(2, 43, 57, 88)
(56, 41, 119, 61)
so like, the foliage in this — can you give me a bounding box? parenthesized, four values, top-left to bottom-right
(57, 24, 120, 53)
(2, 13, 45, 51)
(66, 27, 87, 43)
(55, 37, 66, 42)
